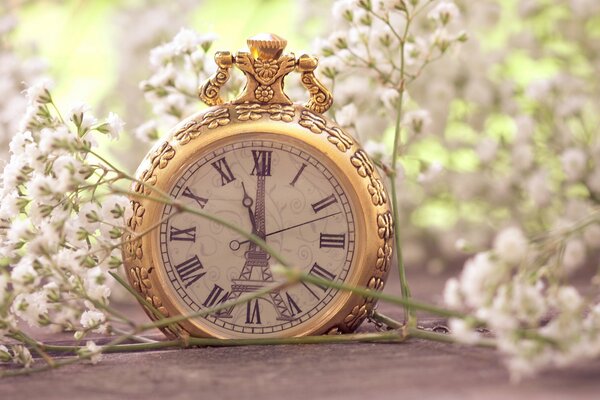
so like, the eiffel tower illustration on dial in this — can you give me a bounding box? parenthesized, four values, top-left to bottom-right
(218, 150, 295, 321)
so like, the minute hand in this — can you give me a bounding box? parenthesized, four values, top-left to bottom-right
(230, 211, 341, 249)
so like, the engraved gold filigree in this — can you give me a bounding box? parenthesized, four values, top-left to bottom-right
(299, 110, 353, 152)
(351, 150, 387, 206)
(199, 52, 234, 106)
(174, 107, 231, 145)
(235, 103, 295, 122)
(376, 242, 393, 274)
(254, 58, 279, 79)
(134, 142, 176, 195)
(377, 211, 394, 240)
(296, 54, 333, 113)
(254, 85, 274, 102)
(126, 34, 395, 338)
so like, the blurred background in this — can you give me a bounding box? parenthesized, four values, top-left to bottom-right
(3, 0, 600, 283)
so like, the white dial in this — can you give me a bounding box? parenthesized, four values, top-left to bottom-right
(159, 137, 356, 335)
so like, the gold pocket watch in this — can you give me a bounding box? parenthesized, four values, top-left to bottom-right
(123, 33, 394, 339)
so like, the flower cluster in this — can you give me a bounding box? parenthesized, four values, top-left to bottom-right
(318, 0, 600, 378)
(445, 224, 600, 380)
(0, 12, 46, 164)
(0, 81, 128, 367)
(136, 28, 243, 143)
(315, 0, 466, 140)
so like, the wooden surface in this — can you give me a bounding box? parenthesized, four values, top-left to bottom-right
(2, 270, 600, 399)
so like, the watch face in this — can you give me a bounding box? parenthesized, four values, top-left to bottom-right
(158, 136, 356, 336)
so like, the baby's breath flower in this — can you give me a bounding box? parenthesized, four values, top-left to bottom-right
(10, 345, 33, 368)
(402, 109, 431, 134)
(493, 227, 528, 265)
(80, 341, 103, 364)
(428, 1, 460, 25)
(80, 309, 107, 333)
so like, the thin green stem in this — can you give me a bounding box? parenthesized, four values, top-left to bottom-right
(388, 10, 414, 325)
(371, 310, 403, 329)
(139, 280, 291, 331)
(273, 266, 467, 320)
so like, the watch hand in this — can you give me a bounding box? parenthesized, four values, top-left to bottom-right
(229, 211, 341, 250)
(241, 181, 257, 232)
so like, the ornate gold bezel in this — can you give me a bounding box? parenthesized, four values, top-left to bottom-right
(122, 103, 393, 339)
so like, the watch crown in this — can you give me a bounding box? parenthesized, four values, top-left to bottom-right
(247, 33, 287, 60)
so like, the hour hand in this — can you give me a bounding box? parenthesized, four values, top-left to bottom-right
(241, 182, 256, 232)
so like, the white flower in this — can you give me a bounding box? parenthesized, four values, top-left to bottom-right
(10, 345, 32, 368)
(81, 341, 103, 364)
(563, 238, 586, 273)
(24, 78, 53, 104)
(402, 109, 431, 134)
(493, 227, 528, 265)
(69, 103, 97, 133)
(443, 278, 463, 308)
(335, 103, 358, 127)
(104, 112, 125, 140)
(38, 126, 72, 155)
(380, 88, 400, 111)
(149, 43, 176, 67)
(428, 1, 460, 25)
(561, 148, 587, 182)
(11, 292, 49, 327)
(449, 318, 480, 344)
(172, 28, 204, 54)
(459, 252, 506, 308)
(135, 120, 159, 142)
(80, 309, 107, 331)
(9, 130, 34, 156)
(7, 218, 32, 243)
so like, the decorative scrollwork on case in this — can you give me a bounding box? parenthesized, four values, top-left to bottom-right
(351, 150, 387, 206)
(296, 54, 333, 114)
(377, 211, 394, 240)
(199, 51, 233, 106)
(376, 242, 393, 274)
(174, 107, 231, 145)
(344, 303, 369, 330)
(343, 276, 386, 330)
(299, 110, 353, 152)
(235, 103, 295, 122)
(134, 142, 175, 195)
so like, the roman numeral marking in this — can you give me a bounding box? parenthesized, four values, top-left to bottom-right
(302, 262, 337, 299)
(181, 186, 208, 209)
(174, 255, 206, 288)
(319, 233, 346, 249)
(285, 292, 302, 316)
(311, 194, 338, 213)
(169, 226, 196, 242)
(251, 150, 272, 177)
(202, 284, 230, 308)
(211, 157, 236, 186)
(245, 299, 262, 324)
(289, 163, 307, 186)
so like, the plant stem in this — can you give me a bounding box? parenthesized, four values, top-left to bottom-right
(371, 310, 403, 329)
(273, 266, 467, 320)
(387, 8, 415, 326)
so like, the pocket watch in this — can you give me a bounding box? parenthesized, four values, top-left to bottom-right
(123, 33, 394, 339)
